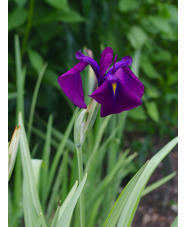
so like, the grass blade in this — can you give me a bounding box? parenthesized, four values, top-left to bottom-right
(50, 202, 61, 227)
(40, 115, 53, 207)
(103, 163, 148, 227)
(27, 63, 48, 144)
(103, 137, 178, 227)
(15, 34, 24, 121)
(46, 150, 69, 219)
(104, 137, 178, 227)
(46, 108, 79, 203)
(171, 216, 178, 227)
(58, 180, 78, 219)
(14, 34, 24, 210)
(31, 159, 42, 190)
(18, 112, 47, 227)
(142, 171, 177, 196)
(86, 150, 137, 211)
(56, 174, 87, 227)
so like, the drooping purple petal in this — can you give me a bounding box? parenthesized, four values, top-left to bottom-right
(113, 82, 142, 114)
(99, 47, 113, 78)
(114, 67, 144, 99)
(106, 56, 133, 75)
(58, 62, 88, 108)
(89, 80, 115, 117)
(89, 66, 144, 117)
(75, 50, 100, 80)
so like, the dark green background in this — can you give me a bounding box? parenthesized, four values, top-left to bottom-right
(8, 0, 178, 156)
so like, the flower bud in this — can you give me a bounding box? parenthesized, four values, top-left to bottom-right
(74, 100, 100, 147)
(8, 125, 21, 181)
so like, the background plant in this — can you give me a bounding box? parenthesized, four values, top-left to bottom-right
(8, 0, 178, 226)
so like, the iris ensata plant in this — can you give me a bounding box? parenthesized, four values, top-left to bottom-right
(58, 47, 144, 117)
(58, 47, 145, 227)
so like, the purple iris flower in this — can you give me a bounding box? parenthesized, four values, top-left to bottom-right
(58, 47, 144, 117)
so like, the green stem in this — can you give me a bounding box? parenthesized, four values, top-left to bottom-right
(76, 146, 85, 227)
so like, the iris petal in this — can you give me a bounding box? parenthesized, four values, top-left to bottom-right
(75, 50, 100, 80)
(99, 47, 113, 78)
(114, 67, 144, 99)
(58, 62, 88, 108)
(58, 48, 144, 117)
(89, 80, 115, 117)
(107, 56, 133, 75)
(113, 82, 142, 114)
(89, 66, 144, 117)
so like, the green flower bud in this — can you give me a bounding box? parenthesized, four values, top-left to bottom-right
(8, 125, 21, 181)
(74, 100, 100, 147)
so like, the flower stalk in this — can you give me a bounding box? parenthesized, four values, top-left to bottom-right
(76, 145, 85, 227)
(74, 99, 100, 227)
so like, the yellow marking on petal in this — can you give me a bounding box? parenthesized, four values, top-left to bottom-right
(112, 83, 117, 95)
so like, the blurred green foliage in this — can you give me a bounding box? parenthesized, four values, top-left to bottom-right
(8, 0, 177, 151)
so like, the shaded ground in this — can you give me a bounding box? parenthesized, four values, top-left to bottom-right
(131, 143, 178, 227)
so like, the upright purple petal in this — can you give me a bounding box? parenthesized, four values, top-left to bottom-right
(107, 56, 133, 75)
(58, 62, 88, 108)
(75, 50, 100, 80)
(89, 80, 115, 117)
(99, 47, 113, 78)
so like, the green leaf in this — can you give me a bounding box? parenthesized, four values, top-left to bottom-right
(145, 101, 159, 123)
(58, 180, 78, 219)
(15, 35, 24, 121)
(171, 216, 178, 227)
(127, 26, 148, 49)
(14, 35, 24, 206)
(8, 92, 18, 100)
(34, 9, 86, 25)
(146, 87, 161, 98)
(46, 108, 79, 204)
(104, 137, 178, 227)
(9, 8, 28, 31)
(18, 112, 47, 227)
(56, 174, 87, 227)
(118, 0, 140, 12)
(28, 49, 44, 74)
(119, 138, 178, 226)
(31, 159, 42, 190)
(86, 151, 137, 211)
(104, 162, 148, 227)
(46, 150, 69, 219)
(14, 0, 28, 7)
(128, 106, 147, 121)
(149, 16, 173, 34)
(45, 0, 69, 12)
(131, 49, 141, 77)
(27, 63, 48, 143)
(50, 203, 61, 227)
(40, 115, 53, 207)
(142, 172, 176, 196)
(140, 55, 160, 78)
(165, 4, 178, 24)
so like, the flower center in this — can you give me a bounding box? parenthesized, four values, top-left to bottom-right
(112, 83, 117, 95)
